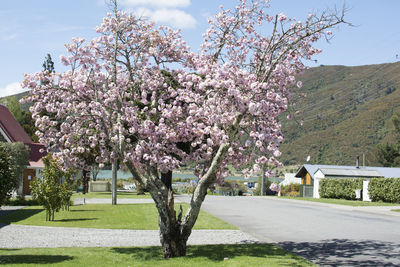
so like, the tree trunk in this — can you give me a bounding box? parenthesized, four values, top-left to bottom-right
(82, 170, 90, 194)
(160, 229, 187, 258)
(158, 171, 188, 257)
(112, 159, 117, 205)
(158, 190, 188, 258)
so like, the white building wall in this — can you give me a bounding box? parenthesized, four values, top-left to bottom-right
(363, 180, 371, 202)
(313, 170, 325, 199)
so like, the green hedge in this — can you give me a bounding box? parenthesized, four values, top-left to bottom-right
(319, 178, 363, 200)
(369, 178, 400, 203)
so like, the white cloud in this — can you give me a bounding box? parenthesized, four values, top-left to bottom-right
(133, 8, 196, 29)
(0, 82, 29, 98)
(2, 33, 17, 41)
(121, 0, 190, 8)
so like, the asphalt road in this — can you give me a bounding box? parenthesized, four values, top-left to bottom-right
(177, 195, 400, 267)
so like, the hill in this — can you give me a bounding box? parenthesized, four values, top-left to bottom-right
(280, 62, 400, 166)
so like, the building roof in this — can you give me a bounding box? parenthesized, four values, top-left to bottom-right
(317, 168, 383, 178)
(26, 143, 47, 168)
(0, 104, 32, 143)
(0, 104, 47, 167)
(295, 164, 400, 179)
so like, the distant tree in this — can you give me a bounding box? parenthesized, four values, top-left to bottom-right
(376, 143, 400, 167)
(0, 142, 29, 207)
(42, 53, 55, 73)
(0, 96, 38, 142)
(376, 112, 400, 167)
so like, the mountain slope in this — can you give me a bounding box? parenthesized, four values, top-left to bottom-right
(280, 62, 400, 166)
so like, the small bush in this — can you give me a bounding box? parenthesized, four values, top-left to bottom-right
(4, 195, 39, 206)
(319, 178, 363, 200)
(117, 180, 124, 189)
(369, 178, 400, 203)
(281, 183, 300, 196)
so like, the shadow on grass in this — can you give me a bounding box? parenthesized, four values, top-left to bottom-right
(69, 210, 101, 212)
(278, 239, 400, 267)
(54, 218, 98, 222)
(0, 254, 74, 264)
(112, 243, 301, 262)
(0, 208, 42, 227)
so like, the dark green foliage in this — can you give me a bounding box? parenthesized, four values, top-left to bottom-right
(0, 142, 29, 207)
(319, 178, 363, 200)
(30, 155, 73, 220)
(368, 178, 400, 203)
(376, 143, 400, 167)
(0, 146, 15, 207)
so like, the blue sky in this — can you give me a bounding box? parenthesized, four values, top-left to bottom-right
(1, 0, 400, 97)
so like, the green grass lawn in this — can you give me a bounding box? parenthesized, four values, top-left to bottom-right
(72, 191, 153, 199)
(279, 196, 398, 206)
(393, 209, 400, 212)
(0, 244, 315, 267)
(0, 204, 236, 230)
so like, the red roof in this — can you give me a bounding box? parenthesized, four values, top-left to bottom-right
(0, 104, 47, 167)
(26, 143, 47, 166)
(0, 104, 32, 143)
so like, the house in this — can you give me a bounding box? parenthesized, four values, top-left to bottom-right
(295, 163, 400, 199)
(0, 104, 46, 195)
(280, 173, 301, 186)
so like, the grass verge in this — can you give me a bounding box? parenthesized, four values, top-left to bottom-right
(72, 191, 152, 199)
(0, 244, 315, 267)
(0, 204, 236, 230)
(279, 196, 398, 206)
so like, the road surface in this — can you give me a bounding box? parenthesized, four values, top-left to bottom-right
(177, 195, 400, 267)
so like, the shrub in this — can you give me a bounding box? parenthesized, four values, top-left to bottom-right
(5, 195, 40, 206)
(369, 178, 400, 203)
(319, 178, 363, 200)
(0, 142, 29, 207)
(117, 180, 124, 189)
(30, 155, 73, 221)
(0, 148, 15, 207)
(281, 183, 300, 196)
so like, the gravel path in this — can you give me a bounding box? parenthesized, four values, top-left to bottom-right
(0, 201, 258, 248)
(0, 224, 258, 248)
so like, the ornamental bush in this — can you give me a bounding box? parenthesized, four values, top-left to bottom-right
(30, 155, 73, 220)
(368, 178, 400, 203)
(281, 183, 300, 196)
(319, 178, 363, 200)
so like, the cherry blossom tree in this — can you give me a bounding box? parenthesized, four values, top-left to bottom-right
(22, 0, 347, 258)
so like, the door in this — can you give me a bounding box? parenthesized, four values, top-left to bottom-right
(23, 169, 36, 195)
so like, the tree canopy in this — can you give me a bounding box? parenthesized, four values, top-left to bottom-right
(22, 0, 347, 258)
